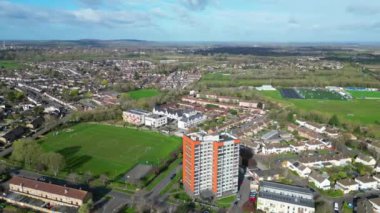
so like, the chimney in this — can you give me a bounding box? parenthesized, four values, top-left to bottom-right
(64, 189, 68, 194)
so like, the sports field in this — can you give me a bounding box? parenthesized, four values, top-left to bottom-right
(39, 123, 181, 177)
(348, 91, 380, 99)
(260, 90, 380, 137)
(0, 60, 22, 69)
(127, 89, 161, 100)
(298, 89, 346, 100)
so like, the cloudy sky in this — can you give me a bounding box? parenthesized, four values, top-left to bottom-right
(1, 0, 380, 42)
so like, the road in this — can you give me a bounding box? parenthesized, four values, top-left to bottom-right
(148, 165, 182, 199)
(94, 191, 131, 213)
(230, 174, 251, 213)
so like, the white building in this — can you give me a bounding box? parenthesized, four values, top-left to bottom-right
(296, 120, 326, 134)
(355, 154, 377, 168)
(308, 172, 330, 190)
(257, 181, 315, 213)
(369, 197, 380, 213)
(144, 114, 167, 128)
(335, 178, 359, 194)
(122, 109, 150, 125)
(355, 176, 378, 191)
(178, 112, 207, 129)
(261, 143, 292, 155)
(256, 85, 276, 91)
(373, 174, 380, 188)
(182, 132, 240, 198)
(286, 161, 311, 178)
(299, 154, 351, 168)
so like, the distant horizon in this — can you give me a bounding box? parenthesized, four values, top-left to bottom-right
(2, 39, 380, 45)
(1, 0, 380, 42)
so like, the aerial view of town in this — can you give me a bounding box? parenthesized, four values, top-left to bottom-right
(0, 0, 380, 213)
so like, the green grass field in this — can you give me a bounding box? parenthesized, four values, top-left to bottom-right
(39, 123, 181, 178)
(348, 90, 380, 99)
(127, 89, 161, 100)
(0, 60, 22, 69)
(260, 90, 380, 138)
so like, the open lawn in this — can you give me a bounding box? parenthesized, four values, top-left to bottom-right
(260, 90, 380, 138)
(348, 90, 380, 99)
(0, 60, 22, 69)
(126, 89, 161, 100)
(39, 123, 181, 178)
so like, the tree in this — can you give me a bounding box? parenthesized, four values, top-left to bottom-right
(78, 199, 93, 213)
(10, 140, 28, 162)
(328, 114, 340, 127)
(83, 171, 93, 184)
(11, 140, 43, 168)
(41, 152, 65, 176)
(67, 173, 81, 184)
(99, 174, 109, 185)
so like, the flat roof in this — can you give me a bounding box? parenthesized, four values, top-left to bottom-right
(260, 181, 314, 195)
(186, 131, 237, 143)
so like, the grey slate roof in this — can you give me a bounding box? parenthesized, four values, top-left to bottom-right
(259, 181, 315, 208)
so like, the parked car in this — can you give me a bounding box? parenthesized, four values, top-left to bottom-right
(249, 191, 257, 202)
(334, 202, 339, 212)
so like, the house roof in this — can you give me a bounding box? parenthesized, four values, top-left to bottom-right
(355, 175, 376, 183)
(369, 197, 380, 207)
(260, 181, 313, 195)
(299, 154, 350, 164)
(356, 154, 375, 162)
(337, 178, 357, 186)
(9, 176, 89, 201)
(309, 172, 327, 183)
(259, 181, 314, 208)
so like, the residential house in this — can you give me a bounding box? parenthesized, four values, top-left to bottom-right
(249, 169, 283, 181)
(296, 120, 326, 134)
(290, 142, 307, 152)
(373, 174, 380, 188)
(355, 154, 377, 168)
(122, 109, 150, 125)
(335, 178, 359, 194)
(257, 181, 315, 213)
(178, 112, 206, 129)
(355, 176, 378, 191)
(369, 197, 380, 212)
(308, 172, 330, 190)
(299, 154, 351, 168)
(144, 114, 167, 128)
(286, 161, 311, 178)
(0, 126, 27, 143)
(261, 143, 291, 155)
(26, 117, 44, 129)
(9, 176, 91, 208)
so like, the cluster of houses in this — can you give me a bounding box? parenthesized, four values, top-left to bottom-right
(123, 106, 207, 130)
(2, 176, 91, 212)
(284, 153, 380, 195)
(252, 128, 333, 155)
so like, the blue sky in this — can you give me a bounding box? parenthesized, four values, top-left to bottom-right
(1, 0, 380, 42)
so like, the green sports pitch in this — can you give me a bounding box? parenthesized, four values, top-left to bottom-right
(126, 89, 161, 100)
(348, 90, 380, 99)
(259, 90, 380, 138)
(39, 123, 181, 178)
